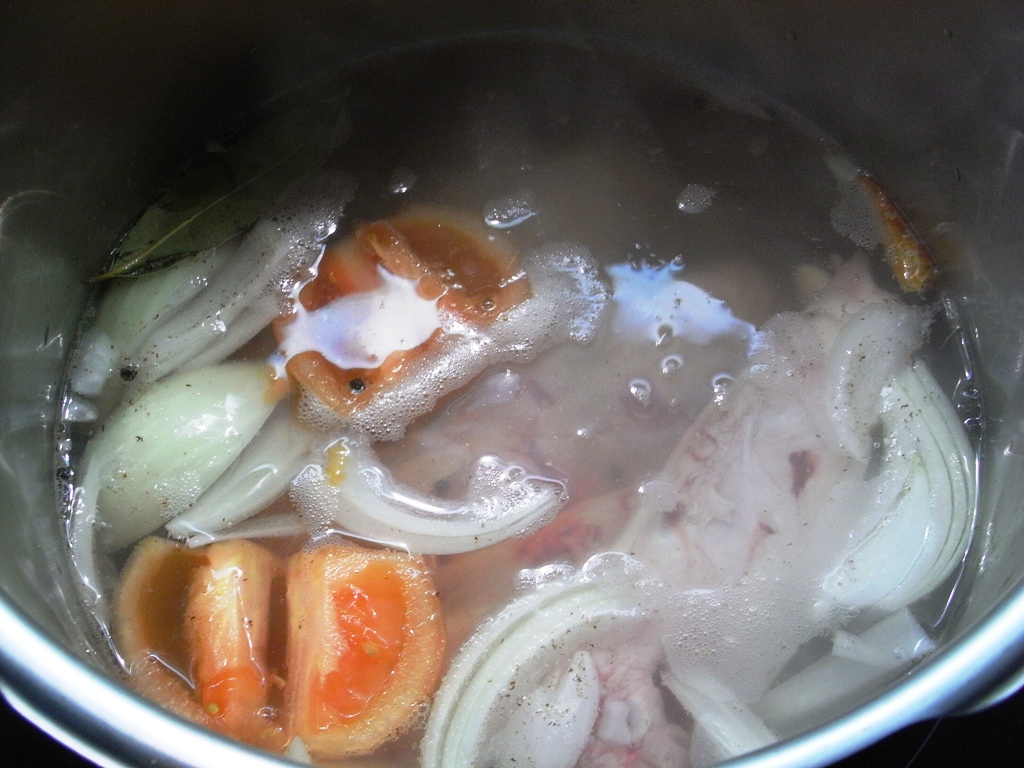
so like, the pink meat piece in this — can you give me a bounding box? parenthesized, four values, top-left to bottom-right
(576, 640, 690, 768)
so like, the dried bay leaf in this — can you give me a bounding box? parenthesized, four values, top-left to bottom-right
(94, 95, 347, 281)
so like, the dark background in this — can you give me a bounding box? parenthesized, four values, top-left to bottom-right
(4, 686, 1024, 767)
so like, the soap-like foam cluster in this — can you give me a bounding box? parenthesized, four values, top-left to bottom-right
(296, 242, 610, 442)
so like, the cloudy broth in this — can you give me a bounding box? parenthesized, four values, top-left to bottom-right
(60, 36, 978, 767)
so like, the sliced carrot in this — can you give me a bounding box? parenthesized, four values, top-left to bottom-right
(285, 542, 446, 759)
(284, 343, 420, 417)
(124, 654, 220, 732)
(185, 539, 285, 747)
(117, 537, 446, 759)
(369, 206, 531, 322)
(298, 238, 384, 312)
(117, 538, 204, 667)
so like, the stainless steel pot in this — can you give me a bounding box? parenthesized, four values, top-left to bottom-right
(3, 2, 1024, 766)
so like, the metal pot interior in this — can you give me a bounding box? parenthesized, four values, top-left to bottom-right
(2, 2, 1024, 767)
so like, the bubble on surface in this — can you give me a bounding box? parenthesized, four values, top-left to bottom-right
(712, 373, 736, 405)
(483, 189, 538, 229)
(388, 167, 418, 195)
(628, 378, 653, 408)
(676, 184, 716, 214)
(661, 354, 685, 376)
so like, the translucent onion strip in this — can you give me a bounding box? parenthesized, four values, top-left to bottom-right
(176, 513, 307, 548)
(165, 406, 319, 544)
(69, 245, 231, 398)
(124, 173, 355, 387)
(79, 361, 282, 553)
(822, 360, 976, 611)
(754, 609, 936, 736)
(825, 301, 924, 462)
(421, 555, 651, 768)
(483, 650, 600, 768)
(290, 439, 566, 555)
(661, 668, 777, 768)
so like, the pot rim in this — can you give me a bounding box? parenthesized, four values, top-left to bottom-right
(3, 562, 1024, 768)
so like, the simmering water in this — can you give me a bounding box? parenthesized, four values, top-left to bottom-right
(59, 35, 978, 768)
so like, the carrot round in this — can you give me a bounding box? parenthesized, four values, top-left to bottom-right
(115, 538, 218, 729)
(116, 537, 445, 759)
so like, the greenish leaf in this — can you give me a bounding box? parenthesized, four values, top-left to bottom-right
(94, 95, 347, 281)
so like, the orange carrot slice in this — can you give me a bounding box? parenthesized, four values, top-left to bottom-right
(298, 237, 384, 311)
(284, 346, 415, 418)
(285, 543, 446, 759)
(185, 539, 285, 747)
(363, 206, 530, 322)
(117, 537, 447, 759)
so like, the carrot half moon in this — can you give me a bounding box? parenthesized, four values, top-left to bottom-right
(285, 543, 446, 759)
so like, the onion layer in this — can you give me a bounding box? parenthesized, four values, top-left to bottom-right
(822, 360, 976, 611)
(421, 555, 652, 768)
(291, 438, 566, 554)
(79, 361, 281, 552)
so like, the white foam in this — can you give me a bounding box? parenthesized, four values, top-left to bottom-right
(294, 242, 610, 441)
(826, 156, 880, 251)
(676, 184, 716, 214)
(280, 266, 442, 370)
(483, 189, 538, 228)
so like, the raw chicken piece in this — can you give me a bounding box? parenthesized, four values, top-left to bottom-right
(612, 256, 974, 752)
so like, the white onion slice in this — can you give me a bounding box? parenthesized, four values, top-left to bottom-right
(482, 650, 601, 768)
(825, 301, 924, 461)
(290, 438, 565, 554)
(662, 668, 777, 768)
(755, 609, 936, 735)
(79, 361, 279, 552)
(421, 555, 651, 768)
(165, 406, 318, 542)
(125, 173, 355, 386)
(831, 608, 936, 670)
(70, 245, 230, 397)
(175, 512, 307, 548)
(822, 360, 975, 611)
